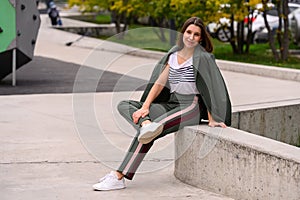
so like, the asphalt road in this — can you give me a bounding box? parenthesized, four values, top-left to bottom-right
(0, 56, 147, 95)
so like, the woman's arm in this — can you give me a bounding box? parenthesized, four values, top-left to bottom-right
(132, 65, 170, 124)
(207, 111, 227, 128)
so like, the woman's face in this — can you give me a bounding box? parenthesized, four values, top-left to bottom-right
(183, 24, 201, 48)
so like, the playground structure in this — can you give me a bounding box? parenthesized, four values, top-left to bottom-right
(0, 0, 41, 85)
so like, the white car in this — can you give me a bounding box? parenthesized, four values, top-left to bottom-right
(290, 7, 300, 46)
(206, 3, 274, 43)
(253, 3, 300, 43)
(207, 3, 300, 43)
(206, 17, 232, 42)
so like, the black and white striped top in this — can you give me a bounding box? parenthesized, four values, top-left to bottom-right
(168, 52, 199, 95)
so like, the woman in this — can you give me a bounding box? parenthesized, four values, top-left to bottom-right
(93, 17, 231, 191)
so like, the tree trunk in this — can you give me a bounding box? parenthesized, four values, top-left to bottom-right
(169, 19, 177, 46)
(229, 14, 238, 54)
(262, 0, 279, 61)
(237, 21, 244, 54)
(276, 1, 283, 52)
(281, 0, 289, 61)
(113, 12, 128, 39)
(245, 8, 254, 53)
(150, 17, 167, 42)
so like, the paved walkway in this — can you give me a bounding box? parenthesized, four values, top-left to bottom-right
(1, 6, 300, 200)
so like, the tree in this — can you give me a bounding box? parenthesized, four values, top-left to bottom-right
(169, 0, 262, 54)
(138, 0, 173, 43)
(68, 0, 292, 60)
(215, 0, 261, 54)
(68, 0, 135, 37)
(111, 0, 179, 45)
(262, 0, 289, 62)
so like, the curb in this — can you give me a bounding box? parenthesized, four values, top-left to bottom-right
(122, 48, 300, 82)
(217, 59, 300, 82)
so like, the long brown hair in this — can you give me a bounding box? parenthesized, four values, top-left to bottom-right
(177, 17, 213, 53)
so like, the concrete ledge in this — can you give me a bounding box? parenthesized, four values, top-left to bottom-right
(174, 125, 300, 200)
(232, 101, 300, 146)
(217, 59, 300, 82)
(55, 24, 125, 37)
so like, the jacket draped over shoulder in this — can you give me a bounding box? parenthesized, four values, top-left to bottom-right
(140, 44, 231, 126)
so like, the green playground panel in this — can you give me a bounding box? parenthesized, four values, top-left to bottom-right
(0, 0, 16, 52)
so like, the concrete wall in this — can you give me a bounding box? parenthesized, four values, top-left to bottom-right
(174, 58, 300, 199)
(55, 24, 125, 37)
(174, 125, 300, 200)
(231, 103, 300, 147)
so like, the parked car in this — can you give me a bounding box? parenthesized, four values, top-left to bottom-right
(206, 17, 231, 42)
(207, 3, 300, 43)
(253, 3, 300, 43)
(290, 7, 300, 46)
(206, 3, 273, 43)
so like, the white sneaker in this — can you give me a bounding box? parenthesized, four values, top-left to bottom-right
(93, 171, 126, 191)
(138, 122, 163, 144)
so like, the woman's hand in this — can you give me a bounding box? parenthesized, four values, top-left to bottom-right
(131, 65, 169, 124)
(208, 120, 227, 128)
(132, 107, 149, 124)
(207, 111, 227, 128)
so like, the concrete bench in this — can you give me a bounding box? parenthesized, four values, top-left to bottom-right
(174, 125, 300, 200)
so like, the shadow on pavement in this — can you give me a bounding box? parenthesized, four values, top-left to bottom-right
(0, 56, 147, 95)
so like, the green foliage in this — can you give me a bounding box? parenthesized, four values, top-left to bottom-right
(101, 23, 300, 69)
(67, 0, 296, 60)
(106, 26, 173, 52)
(67, 0, 262, 30)
(68, 0, 109, 12)
(212, 39, 300, 69)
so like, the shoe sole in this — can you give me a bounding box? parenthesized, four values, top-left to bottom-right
(93, 185, 126, 191)
(93, 186, 126, 191)
(138, 124, 164, 144)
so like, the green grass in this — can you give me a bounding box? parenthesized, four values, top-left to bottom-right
(66, 14, 300, 69)
(105, 25, 173, 52)
(107, 27, 300, 69)
(66, 14, 111, 24)
(212, 40, 300, 69)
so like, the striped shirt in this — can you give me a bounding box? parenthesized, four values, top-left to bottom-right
(168, 52, 199, 95)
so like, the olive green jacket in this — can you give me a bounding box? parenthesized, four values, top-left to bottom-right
(140, 44, 232, 126)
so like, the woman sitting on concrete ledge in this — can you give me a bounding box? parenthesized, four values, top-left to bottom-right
(93, 16, 232, 191)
